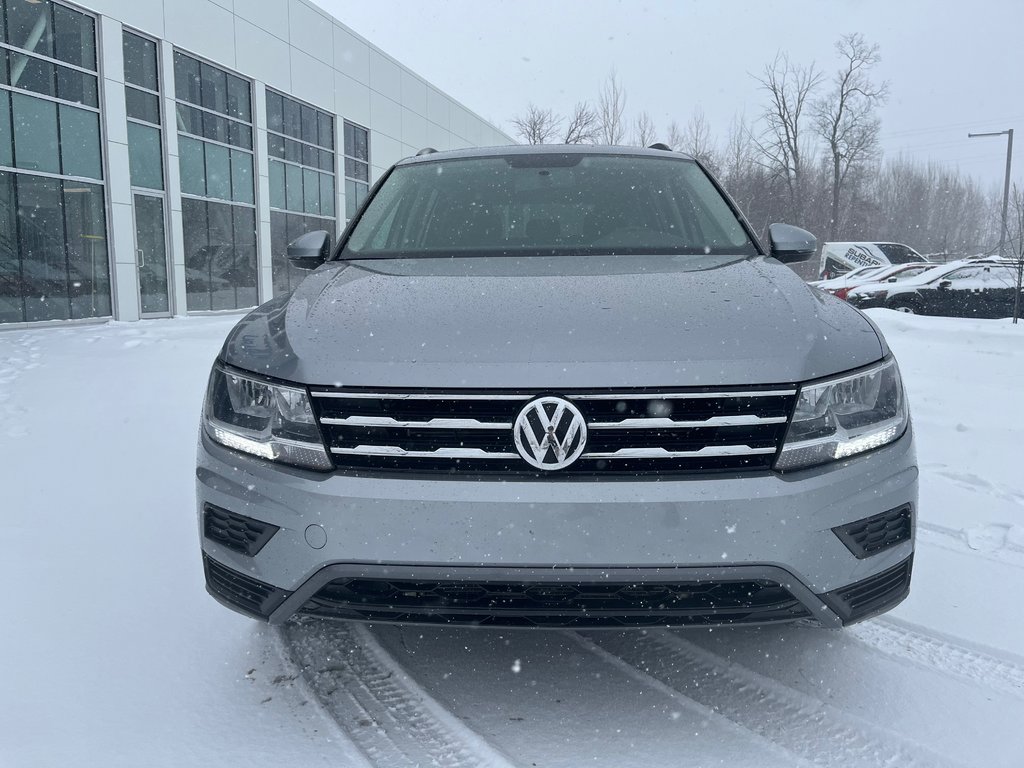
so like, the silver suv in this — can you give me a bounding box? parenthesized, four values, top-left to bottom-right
(198, 145, 915, 629)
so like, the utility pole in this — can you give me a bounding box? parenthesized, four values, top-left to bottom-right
(968, 129, 1014, 255)
(968, 128, 1018, 323)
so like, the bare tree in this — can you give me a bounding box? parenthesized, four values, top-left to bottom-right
(665, 120, 685, 151)
(597, 71, 627, 145)
(631, 111, 657, 147)
(814, 34, 889, 239)
(753, 53, 823, 222)
(681, 107, 719, 170)
(562, 102, 600, 144)
(510, 103, 561, 145)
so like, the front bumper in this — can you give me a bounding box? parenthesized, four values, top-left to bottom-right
(197, 428, 917, 628)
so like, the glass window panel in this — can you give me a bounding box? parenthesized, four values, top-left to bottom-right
(282, 97, 300, 140)
(12, 93, 59, 173)
(354, 127, 369, 160)
(345, 178, 356, 220)
(203, 142, 231, 200)
(125, 86, 159, 123)
(318, 112, 334, 150)
(175, 103, 203, 136)
(269, 159, 285, 210)
(302, 167, 319, 214)
(318, 149, 334, 172)
(285, 162, 302, 212)
(9, 53, 55, 97)
(226, 74, 250, 122)
(64, 181, 109, 319)
(268, 133, 285, 159)
(302, 142, 317, 168)
(52, 5, 96, 71)
(270, 210, 289, 296)
(345, 157, 369, 182)
(7, 0, 54, 58)
(300, 105, 317, 144)
(266, 91, 284, 134)
(178, 135, 205, 196)
(173, 52, 201, 105)
(0, 50, 7, 85)
(319, 173, 335, 217)
(0, 92, 11, 168)
(284, 137, 301, 164)
(227, 120, 251, 150)
(182, 197, 210, 311)
(0, 172, 24, 323)
(343, 123, 354, 156)
(122, 32, 158, 90)
(59, 105, 102, 179)
(56, 66, 98, 107)
(229, 149, 253, 204)
(200, 62, 227, 114)
(16, 173, 68, 321)
(232, 205, 257, 307)
(202, 110, 228, 144)
(127, 122, 163, 190)
(206, 200, 234, 310)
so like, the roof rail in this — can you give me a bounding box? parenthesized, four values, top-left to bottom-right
(416, 147, 438, 156)
(647, 142, 672, 151)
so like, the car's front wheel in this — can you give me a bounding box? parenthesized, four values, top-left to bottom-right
(887, 296, 922, 314)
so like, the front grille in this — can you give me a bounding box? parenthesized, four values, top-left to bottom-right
(833, 505, 912, 559)
(310, 387, 796, 476)
(298, 576, 810, 627)
(822, 555, 913, 624)
(203, 503, 279, 557)
(203, 554, 290, 619)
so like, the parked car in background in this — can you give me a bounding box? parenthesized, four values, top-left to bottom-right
(810, 265, 888, 294)
(847, 259, 1022, 317)
(819, 241, 930, 279)
(812, 262, 937, 300)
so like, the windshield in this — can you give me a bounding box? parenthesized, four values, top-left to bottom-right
(342, 154, 757, 259)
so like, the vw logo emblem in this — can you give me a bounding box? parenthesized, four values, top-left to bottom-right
(512, 396, 588, 471)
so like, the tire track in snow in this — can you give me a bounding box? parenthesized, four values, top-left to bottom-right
(279, 620, 519, 768)
(579, 629, 962, 768)
(917, 521, 1024, 569)
(850, 617, 1024, 701)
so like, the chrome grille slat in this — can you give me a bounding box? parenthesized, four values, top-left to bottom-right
(582, 446, 778, 459)
(331, 446, 519, 459)
(589, 415, 787, 429)
(321, 415, 512, 430)
(310, 386, 796, 476)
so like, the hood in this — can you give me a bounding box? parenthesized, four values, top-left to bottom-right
(220, 254, 884, 388)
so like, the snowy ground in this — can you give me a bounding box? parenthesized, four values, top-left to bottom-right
(1, 309, 1023, 767)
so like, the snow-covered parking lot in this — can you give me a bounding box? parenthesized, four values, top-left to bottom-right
(2, 310, 1023, 767)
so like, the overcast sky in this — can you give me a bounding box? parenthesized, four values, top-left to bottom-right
(319, 0, 1023, 189)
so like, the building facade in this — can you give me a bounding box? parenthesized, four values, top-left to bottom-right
(0, 0, 511, 326)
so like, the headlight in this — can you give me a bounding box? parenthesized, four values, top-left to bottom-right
(203, 364, 332, 471)
(775, 358, 908, 471)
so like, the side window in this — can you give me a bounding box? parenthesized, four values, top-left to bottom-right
(943, 267, 984, 282)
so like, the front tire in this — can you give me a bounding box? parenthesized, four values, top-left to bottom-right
(887, 297, 921, 314)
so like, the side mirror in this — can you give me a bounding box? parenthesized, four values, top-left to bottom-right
(287, 230, 331, 269)
(768, 223, 816, 263)
(938, 280, 952, 289)
(887, 277, 898, 283)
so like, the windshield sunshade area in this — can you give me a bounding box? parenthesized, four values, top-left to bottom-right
(342, 154, 758, 258)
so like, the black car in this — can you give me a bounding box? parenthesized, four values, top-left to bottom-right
(848, 261, 1024, 318)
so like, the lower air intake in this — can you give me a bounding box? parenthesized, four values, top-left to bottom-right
(203, 554, 290, 619)
(298, 576, 810, 628)
(833, 505, 912, 559)
(822, 555, 913, 625)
